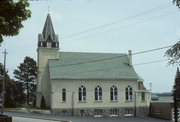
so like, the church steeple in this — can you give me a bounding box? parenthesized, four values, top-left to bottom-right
(38, 13, 59, 48)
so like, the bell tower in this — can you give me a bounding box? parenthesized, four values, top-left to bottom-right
(36, 13, 59, 108)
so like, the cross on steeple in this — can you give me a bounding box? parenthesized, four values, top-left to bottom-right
(48, 6, 50, 13)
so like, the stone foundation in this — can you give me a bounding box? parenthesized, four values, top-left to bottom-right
(52, 107, 149, 117)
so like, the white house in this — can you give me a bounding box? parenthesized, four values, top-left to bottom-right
(36, 13, 150, 117)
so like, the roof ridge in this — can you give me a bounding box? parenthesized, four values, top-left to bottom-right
(59, 51, 127, 55)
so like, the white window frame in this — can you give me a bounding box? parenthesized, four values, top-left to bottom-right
(47, 42, 51, 48)
(94, 109, 103, 117)
(110, 109, 118, 117)
(110, 85, 118, 101)
(79, 86, 86, 101)
(125, 109, 133, 116)
(79, 109, 85, 116)
(62, 88, 66, 102)
(95, 86, 102, 101)
(126, 86, 133, 101)
(141, 92, 145, 101)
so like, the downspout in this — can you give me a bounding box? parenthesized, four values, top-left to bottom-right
(134, 91, 137, 117)
(71, 91, 74, 116)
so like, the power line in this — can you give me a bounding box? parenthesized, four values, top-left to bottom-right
(48, 59, 169, 76)
(6, 58, 169, 77)
(62, 10, 179, 44)
(132, 45, 173, 55)
(133, 59, 168, 66)
(39, 44, 172, 68)
(62, 2, 172, 39)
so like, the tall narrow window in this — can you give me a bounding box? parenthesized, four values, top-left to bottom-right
(78, 86, 86, 101)
(125, 86, 133, 101)
(95, 86, 102, 101)
(110, 85, 118, 101)
(141, 92, 145, 101)
(62, 88, 66, 102)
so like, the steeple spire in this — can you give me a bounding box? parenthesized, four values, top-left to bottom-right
(42, 13, 56, 42)
(38, 13, 59, 48)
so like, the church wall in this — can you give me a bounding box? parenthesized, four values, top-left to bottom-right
(50, 79, 150, 110)
(36, 47, 59, 108)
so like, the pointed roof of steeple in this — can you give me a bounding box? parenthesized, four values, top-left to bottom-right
(42, 13, 56, 42)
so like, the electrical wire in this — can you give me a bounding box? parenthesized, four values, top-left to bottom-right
(6, 58, 169, 78)
(38, 44, 172, 68)
(4, 44, 172, 72)
(133, 59, 168, 66)
(62, 2, 172, 39)
(62, 10, 179, 44)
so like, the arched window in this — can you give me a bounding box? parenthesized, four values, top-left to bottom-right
(78, 86, 86, 101)
(62, 88, 66, 102)
(125, 86, 133, 101)
(110, 85, 118, 101)
(95, 86, 102, 101)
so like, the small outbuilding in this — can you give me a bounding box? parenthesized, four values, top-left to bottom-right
(150, 102, 180, 121)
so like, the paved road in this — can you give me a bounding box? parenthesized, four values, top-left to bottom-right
(5, 111, 172, 122)
(13, 116, 61, 122)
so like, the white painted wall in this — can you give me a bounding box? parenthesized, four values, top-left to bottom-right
(36, 47, 59, 107)
(51, 79, 150, 109)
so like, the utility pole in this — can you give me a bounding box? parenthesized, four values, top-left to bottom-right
(1, 49, 8, 114)
(149, 83, 152, 101)
(149, 83, 152, 92)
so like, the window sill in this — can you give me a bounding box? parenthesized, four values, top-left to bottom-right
(110, 100, 118, 102)
(61, 101, 66, 103)
(78, 101, 87, 103)
(124, 114, 133, 117)
(94, 115, 103, 117)
(94, 100, 103, 103)
(141, 100, 146, 102)
(110, 115, 118, 117)
(125, 100, 133, 102)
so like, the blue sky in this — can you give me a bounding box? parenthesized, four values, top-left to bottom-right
(1, 0, 180, 93)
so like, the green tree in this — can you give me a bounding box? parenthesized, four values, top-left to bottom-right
(165, 1, 180, 63)
(0, 63, 25, 107)
(0, 0, 31, 43)
(173, 68, 180, 122)
(173, 0, 180, 8)
(12, 80, 26, 106)
(0, 63, 14, 107)
(165, 41, 180, 65)
(14, 56, 37, 108)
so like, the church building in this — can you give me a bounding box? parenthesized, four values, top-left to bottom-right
(36, 13, 150, 117)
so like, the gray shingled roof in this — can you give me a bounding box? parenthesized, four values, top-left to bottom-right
(48, 52, 141, 80)
(42, 14, 57, 42)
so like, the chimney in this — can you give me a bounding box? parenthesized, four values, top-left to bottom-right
(128, 50, 132, 66)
